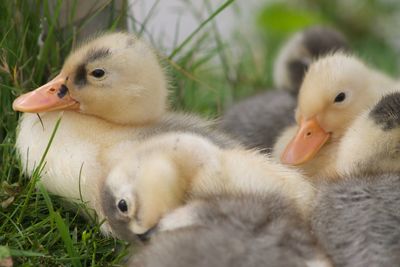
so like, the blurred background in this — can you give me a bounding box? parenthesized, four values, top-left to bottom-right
(2, 0, 400, 265)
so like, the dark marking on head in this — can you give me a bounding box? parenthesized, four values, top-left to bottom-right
(303, 26, 349, 57)
(73, 48, 111, 88)
(370, 92, 400, 131)
(57, 84, 69, 99)
(287, 59, 309, 93)
(74, 64, 87, 87)
(102, 186, 138, 243)
(85, 47, 111, 63)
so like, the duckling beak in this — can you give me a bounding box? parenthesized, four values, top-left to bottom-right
(12, 74, 80, 113)
(281, 117, 330, 165)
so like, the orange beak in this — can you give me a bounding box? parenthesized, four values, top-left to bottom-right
(281, 117, 330, 165)
(12, 74, 79, 113)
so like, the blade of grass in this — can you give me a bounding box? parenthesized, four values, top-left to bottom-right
(38, 182, 82, 267)
(17, 116, 62, 224)
(168, 0, 235, 59)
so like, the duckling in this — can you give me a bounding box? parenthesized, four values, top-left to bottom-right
(312, 174, 400, 267)
(13, 32, 238, 221)
(128, 193, 331, 267)
(220, 26, 349, 151)
(336, 92, 400, 174)
(101, 131, 315, 238)
(273, 52, 397, 179)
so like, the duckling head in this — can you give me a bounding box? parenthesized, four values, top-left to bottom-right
(281, 52, 393, 165)
(101, 152, 185, 242)
(13, 32, 168, 125)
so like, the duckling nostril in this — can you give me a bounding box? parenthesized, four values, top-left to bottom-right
(57, 84, 69, 99)
(306, 132, 312, 137)
(49, 88, 56, 93)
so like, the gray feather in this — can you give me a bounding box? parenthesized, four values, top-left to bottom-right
(219, 90, 296, 152)
(129, 193, 329, 267)
(312, 173, 400, 267)
(139, 113, 241, 149)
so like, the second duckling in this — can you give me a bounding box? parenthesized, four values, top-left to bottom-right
(273, 52, 397, 180)
(101, 132, 315, 239)
(220, 26, 349, 151)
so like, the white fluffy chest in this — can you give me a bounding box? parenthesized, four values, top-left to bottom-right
(15, 111, 137, 205)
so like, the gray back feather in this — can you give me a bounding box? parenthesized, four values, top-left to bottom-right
(139, 113, 241, 149)
(219, 90, 296, 151)
(312, 173, 400, 267)
(129, 194, 328, 267)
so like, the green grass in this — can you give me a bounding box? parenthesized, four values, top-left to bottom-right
(1, 0, 399, 266)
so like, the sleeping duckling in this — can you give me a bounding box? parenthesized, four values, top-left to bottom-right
(128, 194, 331, 267)
(336, 92, 400, 174)
(101, 132, 315, 238)
(312, 174, 400, 267)
(220, 26, 349, 151)
(273, 52, 397, 179)
(13, 32, 237, 221)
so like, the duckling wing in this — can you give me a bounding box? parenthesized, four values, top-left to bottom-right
(220, 90, 296, 152)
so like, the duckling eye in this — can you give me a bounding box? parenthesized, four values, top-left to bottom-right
(90, 69, 105, 78)
(117, 199, 128, 213)
(334, 92, 346, 103)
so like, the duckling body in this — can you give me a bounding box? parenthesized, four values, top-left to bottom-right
(129, 194, 331, 267)
(312, 174, 400, 267)
(17, 111, 237, 211)
(220, 26, 349, 151)
(101, 131, 315, 239)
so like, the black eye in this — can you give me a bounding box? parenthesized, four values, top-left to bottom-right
(334, 92, 346, 103)
(117, 199, 128, 213)
(90, 69, 105, 78)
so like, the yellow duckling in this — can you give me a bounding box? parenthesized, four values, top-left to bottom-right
(101, 132, 315, 238)
(13, 32, 236, 221)
(273, 52, 397, 179)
